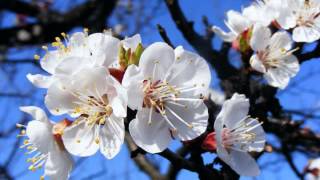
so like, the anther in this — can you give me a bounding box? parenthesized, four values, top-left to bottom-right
(34, 54, 40, 60)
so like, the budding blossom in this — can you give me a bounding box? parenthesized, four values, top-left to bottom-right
(122, 42, 210, 153)
(18, 106, 73, 180)
(250, 24, 300, 89)
(212, 10, 252, 44)
(276, 0, 320, 42)
(45, 67, 127, 159)
(214, 94, 266, 176)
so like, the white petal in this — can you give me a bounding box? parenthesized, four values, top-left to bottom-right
(166, 46, 211, 96)
(250, 55, 267, 73)
(229, 150, 260, 176)
(70, 66, 110, 96)
(264, 55, 299, 89)
(281, 54, 300, 77)
(88, 33, 120, 67)
(69, 32, 86, 48)
(276, 7, 297, 29)
(309, 158, 320, 169)
(122, 34, 141, 50)
(107, 76, 127, 118)
(129, 108, 172, 153)
(19, 106, 49, 123)
(122, 65, 144, 110)
(250, 24, 271, 51)
(44, 149, 73, 180)
(26, 74, 53, 88)
(54, 57, 91, 76)
(246, 118, 266, 152)
(215, 115, 232, 165)
(270, 31, 292, 50)
(242, 4, 274, 26)
(293, 26, 320, 43)
(139, 42, 175, 81)
(166, 101, 208, 141)
(99, 115, 125, 159)
(62, 120, 99, 156)
(218, 93, 249, 129)
(225, 10, 251, 34)
(26, 120, 54, 153)
(211, 26, 237, 42)
(45, 81, 77, 115)
(40, 50, 62, 74)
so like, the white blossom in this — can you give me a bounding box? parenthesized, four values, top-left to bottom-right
(27, 31, 141, 88)
(276, 0, 320, 42)
(19, 106, 73, 180)
(242, 0, 281, 27)
(306, 158, 320, 180)
(122, 42, 210, 153)
(44, 66, 127, 159)
(214, 93, 266, 176)
(212, 10, 252, 42)
(250, 24, 300, 89)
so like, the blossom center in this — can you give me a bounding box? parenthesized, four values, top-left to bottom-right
(73, 93, 113, 126)
(142, 78, 204, 132)
(221, 116, 262, 152)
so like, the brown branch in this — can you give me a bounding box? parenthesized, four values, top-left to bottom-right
(282, 146, 303, 179)
(158, 149, 222, 179)
(157, 24, 174, 48)
(296, 42, 320, 63)
(165, 146, 189, 179)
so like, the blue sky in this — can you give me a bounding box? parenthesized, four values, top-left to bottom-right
(1, 0, 320, 179)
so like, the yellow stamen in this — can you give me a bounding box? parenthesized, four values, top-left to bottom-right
(34, 54, 40, 60)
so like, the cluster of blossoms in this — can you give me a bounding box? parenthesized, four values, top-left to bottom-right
(19, 29, 266, 179)
(19, 0, 320, 177)
(213, 0, 320, 89)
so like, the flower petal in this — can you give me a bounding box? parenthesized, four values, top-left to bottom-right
(129, 108, 171, 153)
(122, 34, 141, 50)
(26, 120, 54, 153)
(62, 120, 99, 156)
(44, 149, 73, 180)
(217, 93, 249, 130)
(87, 33, 120, 67)
(20, 106, 49, 123)
(122, 65, 144, 110)
(99, 115, 125, 159)
(264, 68, 290, 89)
(225, 10, 251, 35)
(229, 150, 260, 176)
(54, 57, 91, 76)
(250, 54, 267, 73)
(265, 54, 299, 89)
(40, 50, 62, 74)
(107, 76, 127, 117)
(45, 81, 78, 116)
(276, 7, 297, 29)
(293, 26, 320, 43)
(139, 42, 175, 81)
(166, 46, 211, 96)
(211, 26, 237, 42)
(269, 31, 292, 50)
(166, 101, 208, 141)
(250, 24, 271, 51)
(26, 74, 53, 88)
